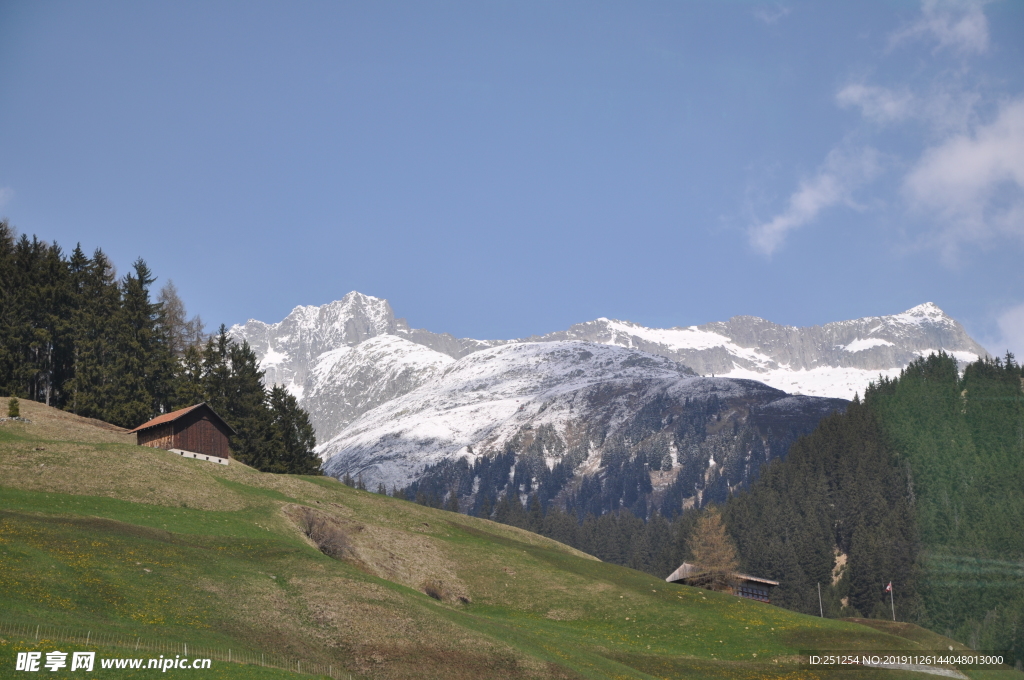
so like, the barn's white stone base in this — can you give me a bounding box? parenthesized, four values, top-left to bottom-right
(169, 448, 229, 465)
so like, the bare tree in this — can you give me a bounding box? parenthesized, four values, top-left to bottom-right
(689, 508, 739, 592)
(158, 280, 206, 357)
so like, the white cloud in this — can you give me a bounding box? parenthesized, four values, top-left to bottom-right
(837, 80, 980, 135)
(0, 187, 13, 210)
(753, 4, 792, 25)
(837, 84, 915, 125)
(749, 147, 882, 256)
(903, 97, 1024, 260)
(987, 303, 1024, 359)
(892, 0, 989, 55)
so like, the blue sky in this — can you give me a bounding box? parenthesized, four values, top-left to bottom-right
(1, 1, 1023, 354)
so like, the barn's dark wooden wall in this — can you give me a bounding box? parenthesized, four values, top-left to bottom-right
(173, 409, 231, 458)
(135, 404, 233, 459)
(138, 423, 174, 450)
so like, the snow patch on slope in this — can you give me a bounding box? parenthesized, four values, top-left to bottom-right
(843, 338, 895, 352)
(319, 341, 695, 487)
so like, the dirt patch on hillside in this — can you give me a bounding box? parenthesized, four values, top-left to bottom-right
(283, 504, 471, 604)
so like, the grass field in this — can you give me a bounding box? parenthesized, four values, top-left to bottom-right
(1, 399, 1020, 679)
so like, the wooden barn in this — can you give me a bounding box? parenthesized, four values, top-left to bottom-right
(665, 562, 779, 604)
(130, 403, 235, 465)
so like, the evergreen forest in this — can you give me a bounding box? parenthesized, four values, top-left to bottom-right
(0, 222, 318, 474)
(398, 353, 1024, 664)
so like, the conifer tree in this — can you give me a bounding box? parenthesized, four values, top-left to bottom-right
(107, 259, 173, 427)
(0, 221, 18, 397)
(170, 344, 205, 408)
(689, 508, 739, 591)
(268, 384, 319, 474)
(65, 249, 120, 420)
(224, 337, 273, 468)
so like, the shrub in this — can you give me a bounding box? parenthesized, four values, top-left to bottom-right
(7, 397, 19, 418)
(297, 507, 351, 559)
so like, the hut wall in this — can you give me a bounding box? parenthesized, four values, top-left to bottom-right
(137, 423, 174, 450)
(172, 412, 231, 459)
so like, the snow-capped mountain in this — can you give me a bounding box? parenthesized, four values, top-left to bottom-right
(522, 302, 987, 400)
(301, 335, 454, 443)
(230, 292, 486, 440)
(318, 341, 845, 510)
(231, 293, 983, 512)
(231, 294, 986, 443)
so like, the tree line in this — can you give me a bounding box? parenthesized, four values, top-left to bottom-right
(0, 221, 318, 474)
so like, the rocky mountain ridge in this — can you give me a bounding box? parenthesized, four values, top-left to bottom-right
(316, 341, 847, 513)
(228, 293, 985, 514)
(230, 293, 986, 443)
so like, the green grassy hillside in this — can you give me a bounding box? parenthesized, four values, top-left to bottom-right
(1, 399, 1018, 679)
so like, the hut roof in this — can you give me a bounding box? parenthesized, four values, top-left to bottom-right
(129, 403, 236, 435)
(734, 572, 780, 587)
(665, 562, 779, 587)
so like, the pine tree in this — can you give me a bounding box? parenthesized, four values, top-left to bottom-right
(0, 221, 17, 397)
(170, 344, 205, 408)
(65, 249, 120, 420)
(268, 384, 319, 474)
(527, 494, 543, 531)
(225, 337, 272, 468)
(445, 488, 460, 513)
(106, 259, 173, 427)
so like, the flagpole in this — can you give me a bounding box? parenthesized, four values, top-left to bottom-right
(890, 585, 895, 622)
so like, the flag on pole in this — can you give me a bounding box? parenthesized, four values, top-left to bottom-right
(885, 582, 892, 592)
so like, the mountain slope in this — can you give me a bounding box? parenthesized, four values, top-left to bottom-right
(232, 295, 985, 506)
(1, 400, 993, 680)
(302, 335, 454, 442)
(319, 342, 846, 515)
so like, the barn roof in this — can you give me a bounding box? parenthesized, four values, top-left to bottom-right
(734, 572, 780, 587)
(665, 562, 779, 587)
(129, 402, 236, 435)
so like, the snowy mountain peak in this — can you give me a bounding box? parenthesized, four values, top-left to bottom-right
(234, 293, 988, 447)
(894, 301, 952, 324)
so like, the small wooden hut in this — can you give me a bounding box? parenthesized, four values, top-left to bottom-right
(665, 562, 779, 604)
(130, 403, 235, 465)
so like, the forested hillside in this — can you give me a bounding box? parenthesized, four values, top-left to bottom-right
(726, 353, 1023, 662)
(395, 353, 1023, 665)
(0, 222, 318, 474)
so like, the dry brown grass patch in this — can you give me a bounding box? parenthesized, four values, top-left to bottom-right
(1, 399, 133, 444)
(291, 505, 355, 560)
